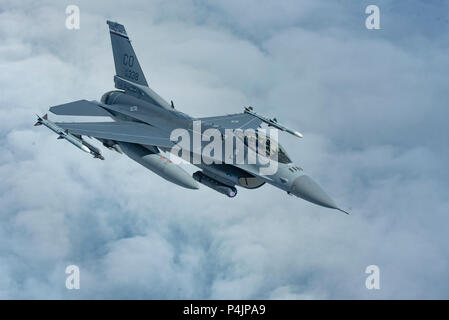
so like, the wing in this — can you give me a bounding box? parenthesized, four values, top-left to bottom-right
(50, 100, 112, 117)
(199, 113, 262, 130)
(55, 121, 174, 148)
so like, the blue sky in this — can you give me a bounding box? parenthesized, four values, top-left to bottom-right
(0, 0, 448, 298)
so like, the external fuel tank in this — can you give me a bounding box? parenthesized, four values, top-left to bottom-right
(117, 142, 198, 189)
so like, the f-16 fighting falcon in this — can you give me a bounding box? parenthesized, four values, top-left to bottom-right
(34, 20, 349, 214)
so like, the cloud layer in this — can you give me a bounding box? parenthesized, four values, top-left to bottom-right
(0, 0, 448, 299)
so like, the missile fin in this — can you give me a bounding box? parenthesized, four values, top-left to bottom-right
(337, 208, 350, 215)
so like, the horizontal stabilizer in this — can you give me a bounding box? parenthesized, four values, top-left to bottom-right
(50, 100, 112, 117)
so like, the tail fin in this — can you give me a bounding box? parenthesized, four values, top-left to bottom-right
(107, 20, 148, 87)
(34, 114, 42, 126)
(34, 113, 47, 126)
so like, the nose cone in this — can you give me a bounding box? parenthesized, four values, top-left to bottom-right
(290, 175, 342, 211)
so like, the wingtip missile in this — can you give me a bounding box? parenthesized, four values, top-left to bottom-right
(80, 144, 91, 153)
(95, 154, 105, 160)
(244, 106, 303, 139)
(34, 114, 104, 160)
(34, 114, 43, 126)
(34, 113, 49, 126)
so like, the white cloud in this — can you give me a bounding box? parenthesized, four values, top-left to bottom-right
(0, 0, 448, 299)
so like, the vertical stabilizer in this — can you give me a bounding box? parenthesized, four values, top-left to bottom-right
(107, 20, 148, 87)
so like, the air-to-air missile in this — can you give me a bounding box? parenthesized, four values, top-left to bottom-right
(34, 114, 104, 160)
(244, 106, 304, 138)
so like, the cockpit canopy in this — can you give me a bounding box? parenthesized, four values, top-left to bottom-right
(236, 130, 292, 164)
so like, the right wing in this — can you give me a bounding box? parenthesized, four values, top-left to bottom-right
(199, 113, 263, 130)
(55, 121, 174, 148)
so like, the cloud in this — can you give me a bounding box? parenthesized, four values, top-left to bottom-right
(0, 0, 448, 299)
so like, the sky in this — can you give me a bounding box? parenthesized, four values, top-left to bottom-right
(0, 0, 448, 299)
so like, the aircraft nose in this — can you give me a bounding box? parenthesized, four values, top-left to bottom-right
(290, 175, 342, 211)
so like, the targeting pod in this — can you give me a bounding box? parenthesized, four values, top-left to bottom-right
(193, 171, 238, 198)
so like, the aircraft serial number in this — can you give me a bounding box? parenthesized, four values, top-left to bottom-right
(124, 68, 139, 81)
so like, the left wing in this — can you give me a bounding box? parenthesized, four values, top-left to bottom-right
(55, 121, 174, 148)
(50, 100, 112, 117)
(199, 113, 262, 130)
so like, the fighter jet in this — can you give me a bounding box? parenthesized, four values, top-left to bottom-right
(35, 20, 348, 214)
